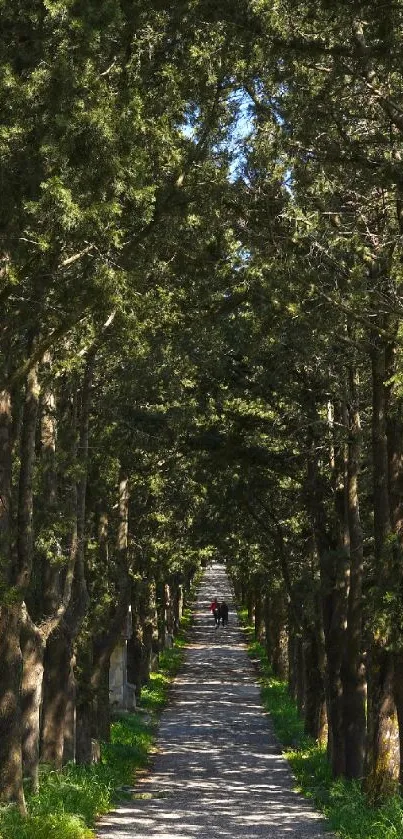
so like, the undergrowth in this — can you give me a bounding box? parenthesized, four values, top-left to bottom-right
(0, 607, 192, 839)
(238, 609, 403, 839)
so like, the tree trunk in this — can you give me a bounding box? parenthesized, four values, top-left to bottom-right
(393, 651, 403, 786)
(307, 410, 348, 776)
(295, 637, 304, 714)
(96, 662, 110, 743)
(366, 646, 399, 801)
(16, 363, 40, 591)
(41, 627, 74, 767)
(22, 366, 77, 777)
(157, 580, 171, 649)
(172, 582, 184, 632)
(365, 340, 399, 799)
(247, 587, 254, 625)
(303, 627, 326, 741)
(128, 581, 143, 698)
(16, 366, 42, 792)
(41, 358, 93, 766)
(342, 370, 366, 779)
(0, 364, 39, 812)
(21, 616, 44, 793)
(62, 658, 76, 763)
(140, 579, 158, 683)
(270, 589, 288, 679)
(0, 604, 25, 813)
(76, 469, 131, 763)
(0, 385, 26, 810)
(288, 628, 303, 709)
(167, 583, 176, 639)
(254, 581, 264, 641)
(385, 340, 403, 784)
(75, 636, 93, 766)
(263, 593, 272, 666)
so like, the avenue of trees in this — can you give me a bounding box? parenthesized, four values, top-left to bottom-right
(2, 0, 403, 816)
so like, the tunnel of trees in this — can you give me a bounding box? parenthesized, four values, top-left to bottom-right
(2, 0, 403, 815)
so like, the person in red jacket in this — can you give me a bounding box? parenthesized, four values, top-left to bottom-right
(209, 597, 219, 626)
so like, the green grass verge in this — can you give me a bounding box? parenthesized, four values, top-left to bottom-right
(238, 610, 403, 839)
(0, 609, 191, 839)
(0, 715, 152, 839)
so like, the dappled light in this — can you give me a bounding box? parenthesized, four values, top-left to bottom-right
(98, 565, 331, 839)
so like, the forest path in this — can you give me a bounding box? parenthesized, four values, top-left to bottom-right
(97, 563, 333, 839)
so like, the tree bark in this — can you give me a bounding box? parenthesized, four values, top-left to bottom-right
(16, 367, 42, 792)
(172, 580, 184, 632)
(140, 579, 158, 683)
(268, 588, 288, 679)
(41, 626, 74, 768)
(0, 386, 26, 810)
(22, 366, 77, 781)
(263, 593, 272, 665)
(385, 337, 403, 785)
(307, 413, 348, 776)
(20, 614, 46, 792)
(365, 339, 399, 799)
(0, 363, 39, 812)
(254, 579, 264, 641)
(16, 364, 40, 591)
(303, 626, 327, 742)
(247, 587, 254, 626)
(342, 369, 366, 779)
(0, 604, 25, 813)
(288, 627, 303, 708)
(62, 657, 76, 763)
(76, 469, 131, 762)
(41, 356, 93, 766)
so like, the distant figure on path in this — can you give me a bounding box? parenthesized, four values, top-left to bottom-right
(219, 600, 229, 627)
(210, 596, 219, 626)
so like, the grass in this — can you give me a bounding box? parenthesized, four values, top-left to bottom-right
(0, 721, 149, 839)
(0, 608, 192, 839)
(237, 610, 403, 839)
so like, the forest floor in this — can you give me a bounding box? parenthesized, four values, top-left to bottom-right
(96, 563, 333, 839)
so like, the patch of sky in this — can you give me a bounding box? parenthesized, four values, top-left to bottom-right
(179, 90, 256, 182)
(283, 168, 293, 195)
(225, 87, 256, 182)
(180, 105, 201, 140)
(179, 85, 293, 190)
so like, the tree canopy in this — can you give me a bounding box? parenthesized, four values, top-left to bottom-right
(2, 0, 403, 814)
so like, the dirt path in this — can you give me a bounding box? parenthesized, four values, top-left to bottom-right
(97, 563, 333, 839)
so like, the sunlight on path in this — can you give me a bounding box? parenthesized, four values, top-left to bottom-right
(97, 563, 333, 839)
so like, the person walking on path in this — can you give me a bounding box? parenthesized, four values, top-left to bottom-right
(97, 563, 333, 839)
(209, 595, 219, 626)
(219, 599, 229, 627)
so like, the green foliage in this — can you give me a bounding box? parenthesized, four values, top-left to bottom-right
(0, 811, 92, 839)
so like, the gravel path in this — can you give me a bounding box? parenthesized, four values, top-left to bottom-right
(97, 563, 333, 839)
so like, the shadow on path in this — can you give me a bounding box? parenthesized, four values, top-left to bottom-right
(97, 564, 333, 839)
